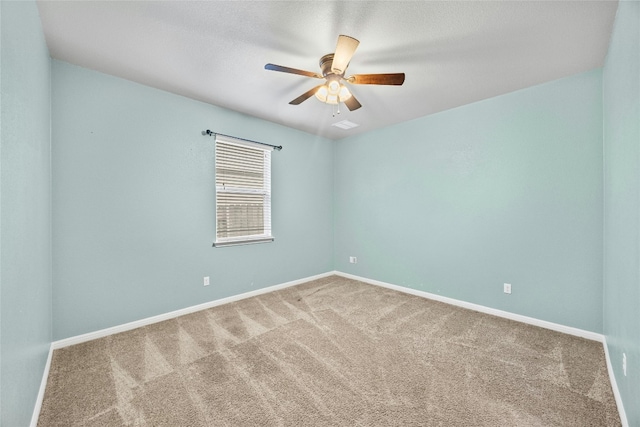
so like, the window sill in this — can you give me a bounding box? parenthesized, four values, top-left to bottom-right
(213, 237, 274, 248)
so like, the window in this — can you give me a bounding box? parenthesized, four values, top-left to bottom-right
(214, 134, 273, 246)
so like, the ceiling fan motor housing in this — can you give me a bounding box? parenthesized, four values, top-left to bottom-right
(320, 54, 342, 78)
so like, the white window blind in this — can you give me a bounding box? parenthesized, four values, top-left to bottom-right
(214, 135, 273, 246)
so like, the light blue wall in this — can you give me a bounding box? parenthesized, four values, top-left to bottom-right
(603, 1, 640, 425)
(334, 69, 604, 333)
(52, 60, 334, 340)
(0, 1, 52, 425)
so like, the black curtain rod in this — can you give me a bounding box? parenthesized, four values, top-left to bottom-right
(201, 130, 282, 151)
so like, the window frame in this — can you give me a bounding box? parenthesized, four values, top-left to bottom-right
(213, 135, 274, 247)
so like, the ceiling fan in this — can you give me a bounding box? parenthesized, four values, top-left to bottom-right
(265, 35, 405, 112)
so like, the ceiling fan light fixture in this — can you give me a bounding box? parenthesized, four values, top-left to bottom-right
(315, 83, 352, 105)
(327, 80, 341, 95)
(315, 85, 328, 102)
(338, 85, 352, 102)
(326, 94, 339, 105)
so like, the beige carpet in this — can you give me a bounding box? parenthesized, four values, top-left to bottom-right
(38, 275, 621, 426)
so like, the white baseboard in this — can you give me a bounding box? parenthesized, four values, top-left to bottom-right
(52, 271, 335, 350)
(30, 343, 54, 427)
(335, 271, 604, 342)
(603, 338, 629, 427)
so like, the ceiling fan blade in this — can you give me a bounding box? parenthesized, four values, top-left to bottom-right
(344, 94, 362, 111)
(331, 35, 359, 75)
(289, 85, 324, 105)
(348, 73, 405, 85)
(265, 63, 322, 79)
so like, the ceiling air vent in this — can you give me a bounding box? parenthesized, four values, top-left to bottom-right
(331, 120, 359, 130)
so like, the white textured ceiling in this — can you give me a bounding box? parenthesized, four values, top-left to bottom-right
(37, 1, 618, 140)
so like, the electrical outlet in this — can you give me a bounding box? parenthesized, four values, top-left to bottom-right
(203, 276, 210, 286)
(349, 256, 357, 264)
(623, 353, 627, 376)
(504, 283, 512, 294)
